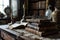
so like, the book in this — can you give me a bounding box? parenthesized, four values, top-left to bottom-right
(8, 22, 28, 29)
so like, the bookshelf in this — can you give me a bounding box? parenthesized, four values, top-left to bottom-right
(55, 0, 60, 9)
(26, 0, 47, 18)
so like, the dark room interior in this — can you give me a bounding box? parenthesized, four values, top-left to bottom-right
(0, 0, 60, 40)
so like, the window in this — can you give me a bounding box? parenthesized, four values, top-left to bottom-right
(0, 0, 9, 15)
(11, 0, 18, 18)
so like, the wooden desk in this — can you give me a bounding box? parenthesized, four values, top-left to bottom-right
(0, 28, 24, 40)
(0, 28, 42, 40)
(0, 26, 60, 40)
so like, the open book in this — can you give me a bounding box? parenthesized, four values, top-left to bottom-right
(8, 22, 28, 29)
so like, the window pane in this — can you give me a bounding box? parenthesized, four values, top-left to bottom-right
(4, 0, 9, 8)
(11, 0, 18, 17)
(0, 0, 9, 15)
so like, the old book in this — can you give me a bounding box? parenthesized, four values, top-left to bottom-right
(8, 22, 28, 29)
(25, 27, 42, 36)
(27, 23, 39, 30)
(32, 2, 39, 9)
(26, 19, 40, 23)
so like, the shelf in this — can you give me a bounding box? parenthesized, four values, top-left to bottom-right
(29, 0, 46, 3)
(26, 0, 46, 17)
(30, 9, 46, 11)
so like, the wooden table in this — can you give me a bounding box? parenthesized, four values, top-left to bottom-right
(0, 28, 60, 40)
(0, 28, 40, 40)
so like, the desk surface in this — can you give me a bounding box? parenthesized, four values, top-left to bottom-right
(0, 25, 9, 29)
(0, 24, 60, 40)
(1, 28, 60, 40)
